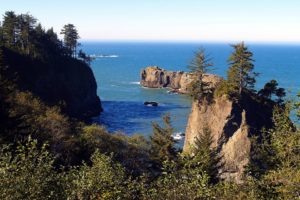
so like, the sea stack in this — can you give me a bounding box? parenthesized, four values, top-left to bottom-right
(140, 66, 221, 93)
(141, 66, 276, 183)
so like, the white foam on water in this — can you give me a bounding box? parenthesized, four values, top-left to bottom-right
(129, 81, 140, 85)
(90, 54, 119, 58)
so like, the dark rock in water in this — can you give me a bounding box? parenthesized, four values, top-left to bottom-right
(144, 101, 158, 107)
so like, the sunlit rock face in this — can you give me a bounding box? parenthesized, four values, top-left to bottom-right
(140, 66, 221, 93)
(183, 95, 274, 183)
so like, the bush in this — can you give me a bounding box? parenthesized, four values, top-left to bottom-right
(64, 151, 133, 200)
(0, 137, 64, 199)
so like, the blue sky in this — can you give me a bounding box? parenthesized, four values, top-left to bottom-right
(1, 0, 300, 42)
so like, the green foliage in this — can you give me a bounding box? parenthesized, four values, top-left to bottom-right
(295, 92, 300, 121)
(247, 103, 300, 199)
(78, 49, 93, 65)
(2, 11, 18, 47)
(227, 42, 257, 98)
(258, 80, 286, 103)
(188, 125, 221, 183)
(213, 79, 230, 98)
(144, 159, 213, 200)
(80, 124, 151, 175)
(188, 48, 214, 75)
(60, 24, 79, 57)
(64, 151, 132, 200)
(150, 114, 177, 166)
(7, 91, 71, 146)
(0, 137, 64, 199)
(187, 48, 214, 101)
(213, 179, 259, 200)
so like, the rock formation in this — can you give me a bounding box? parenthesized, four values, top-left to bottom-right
(183, 94, 274, 183)
(3, 47, 102, 120)
(140, 66, 221, 93)
(141, 66, 275, 182)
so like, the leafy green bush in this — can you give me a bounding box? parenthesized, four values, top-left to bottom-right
(0, 137, 64, 199)
(63, 151, 132, 200)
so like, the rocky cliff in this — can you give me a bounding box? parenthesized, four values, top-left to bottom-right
(183, 94, 274, 182)
(3, 47, 102, 120)
(141, 66, 275, 182)
(140, 66, 221, 93)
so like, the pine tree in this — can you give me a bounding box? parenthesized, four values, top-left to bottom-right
(189, 125, 221, 183)
(0, 22, 3, 44)
(17, 14, 37, 53)
(258, 80, 286, 103)
(2, 11, 18, 47)
(227, 42, 257, 98)
(60, 24, 79, 57)
(149, 114, 177, 165)
(187, 48, 214, 100)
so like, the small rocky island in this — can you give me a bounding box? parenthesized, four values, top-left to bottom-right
(140, 66, 221, 93)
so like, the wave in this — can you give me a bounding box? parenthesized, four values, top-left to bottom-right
(129, 81, 140, 85)
(90, 54, 119, 58)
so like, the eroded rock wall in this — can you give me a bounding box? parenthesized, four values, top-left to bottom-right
(183, 95, 274, 182)
(140, 66, 221, 93)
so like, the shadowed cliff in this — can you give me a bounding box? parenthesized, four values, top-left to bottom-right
(2, 47, 102, 120)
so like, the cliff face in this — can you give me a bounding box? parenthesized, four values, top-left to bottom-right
(184, 95, 274, 182)
(140, 66, 221, 93)
(4, 48, 102, 120)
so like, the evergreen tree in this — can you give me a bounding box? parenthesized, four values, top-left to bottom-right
(248, 104, 300, 199)
(227, 42, 257, 98)
(187, 48, 214, 100)
(149, 114, 177, 165)
(258, 79, 286, 103)
(17, 13, 37, 53)
(0, 22, 3, 44)
(78, 49, 93, 65)
(188, 125, 221, 183)
(60, 24, 79, 57)
(2, 11, 18, 47)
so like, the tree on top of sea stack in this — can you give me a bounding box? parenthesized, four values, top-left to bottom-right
(60, 24, 79, 57)
(187, 48, 214, 101)
(227, 42, 258, 99)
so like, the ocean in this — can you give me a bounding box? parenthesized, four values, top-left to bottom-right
(81, 42, 300, 140)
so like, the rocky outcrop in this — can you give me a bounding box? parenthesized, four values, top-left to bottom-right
(183, 95, 274, 183)
(4, 47, 102, 120)
(140, 66, 221, 93)
(141, 66, 275, 182)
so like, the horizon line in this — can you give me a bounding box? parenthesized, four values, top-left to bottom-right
(79, 39, 300, 45)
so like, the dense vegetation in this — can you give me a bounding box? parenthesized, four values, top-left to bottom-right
(1, 12, 300, 199)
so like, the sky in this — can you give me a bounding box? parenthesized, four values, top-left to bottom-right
(0, 0, 300, 43)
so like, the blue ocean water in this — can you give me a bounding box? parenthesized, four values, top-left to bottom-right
(81, 42, 300, 138)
